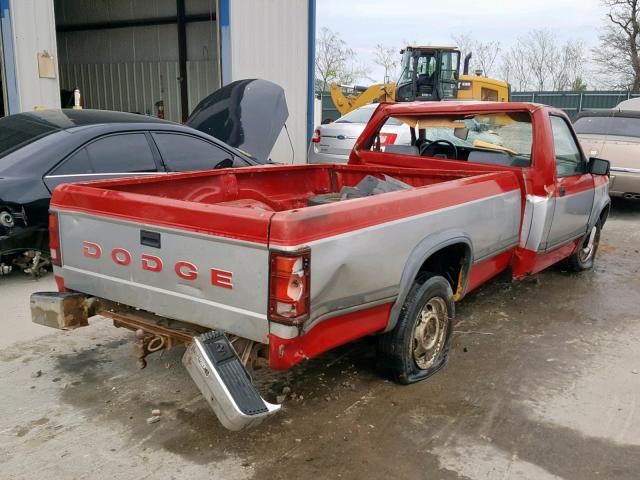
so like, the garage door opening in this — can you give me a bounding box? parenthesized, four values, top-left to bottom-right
(54, 0, 221, 123)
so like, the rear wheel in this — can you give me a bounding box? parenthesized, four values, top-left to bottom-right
(378, 273, 454, 384)
(565, 221, 601, 272)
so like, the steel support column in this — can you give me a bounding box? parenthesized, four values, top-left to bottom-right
(177, 0, 189, 121)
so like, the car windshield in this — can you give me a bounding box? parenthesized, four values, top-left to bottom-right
(574, 115, 640, 138)
(0, 114, 60, 162)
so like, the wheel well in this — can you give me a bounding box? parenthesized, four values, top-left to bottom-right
(417, 243, 470, 295)
(599, 204, 610, 226)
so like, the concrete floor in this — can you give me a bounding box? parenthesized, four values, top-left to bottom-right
(1, 199, 639, 480)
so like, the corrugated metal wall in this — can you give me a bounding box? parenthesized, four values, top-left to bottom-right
(54, 0, 219, 122)
(229, 0, 310, 164)
(57, 60, 216, 121)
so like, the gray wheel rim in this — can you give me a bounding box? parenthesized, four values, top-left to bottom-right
(412, 297, 448, 370)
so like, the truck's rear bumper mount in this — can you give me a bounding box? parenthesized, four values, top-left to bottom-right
(30, 291, 94, 329)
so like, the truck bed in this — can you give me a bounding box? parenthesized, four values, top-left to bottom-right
(51, 164, 522, 343)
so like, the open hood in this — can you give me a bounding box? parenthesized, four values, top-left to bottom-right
(185, 79, 289, 163)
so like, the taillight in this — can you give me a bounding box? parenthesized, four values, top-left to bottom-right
(379, 132, 397, 146)
(49, 212, 62, 267)
(311, 129, 321, 143)
(269, 249, 310, 325)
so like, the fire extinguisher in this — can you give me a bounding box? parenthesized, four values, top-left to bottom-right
(155, 100, 165, 119)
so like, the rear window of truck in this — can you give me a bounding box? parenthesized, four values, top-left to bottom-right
(368, 111, 533, 167)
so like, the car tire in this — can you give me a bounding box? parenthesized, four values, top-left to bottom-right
(378, 273, 454, 385)
(565, 220, 601, 272)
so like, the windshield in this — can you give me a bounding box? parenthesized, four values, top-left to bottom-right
(574, 115, 640, 138)
(0, 114, 60, 162)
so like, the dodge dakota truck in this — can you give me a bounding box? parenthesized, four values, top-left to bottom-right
(31, 101, 611, 430)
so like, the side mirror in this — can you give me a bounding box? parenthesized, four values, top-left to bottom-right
(588, 157, 610, 176)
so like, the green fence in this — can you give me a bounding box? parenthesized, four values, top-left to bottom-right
(319, 90, 640, 124)
(510, 90, 640, 118)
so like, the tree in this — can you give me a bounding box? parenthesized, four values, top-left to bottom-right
(593, 0, 640, 90)
(373, 44, 399, 82)
(496, 30, 586, 92)
(315, 27, 370, 97)
(451, 34, 501, 77)
(521, 30, 558, 90)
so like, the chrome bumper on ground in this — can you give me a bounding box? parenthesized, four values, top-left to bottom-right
(30, 291, 280, 431)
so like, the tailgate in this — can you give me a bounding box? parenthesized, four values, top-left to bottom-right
(56, 211, 271, 343)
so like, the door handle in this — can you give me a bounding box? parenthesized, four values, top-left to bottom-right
(559, 186, 566, 197)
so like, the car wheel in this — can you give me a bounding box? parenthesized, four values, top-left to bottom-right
(565, 220, 601, 272)
(378, 273, 454, 384)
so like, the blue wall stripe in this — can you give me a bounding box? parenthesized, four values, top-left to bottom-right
(218, 0, 231, 86)
(1, 0, 19, 113)
(306, 0, 316, 146)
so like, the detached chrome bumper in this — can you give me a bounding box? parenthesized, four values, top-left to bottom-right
(183, 331, 280, 430)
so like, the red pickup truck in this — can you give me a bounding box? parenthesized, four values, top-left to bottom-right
(32, 101, 610, 430)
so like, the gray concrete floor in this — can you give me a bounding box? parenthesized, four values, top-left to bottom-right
(1, 199, 639, 480)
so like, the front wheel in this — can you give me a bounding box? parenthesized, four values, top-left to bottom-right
(565, 221, 601, 272)
(378, 273, 454, 384)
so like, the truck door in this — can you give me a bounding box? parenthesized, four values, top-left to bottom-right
(545, 115, 595, 250)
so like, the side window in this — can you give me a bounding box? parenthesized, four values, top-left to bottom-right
(86, 133, 157, 173)
(550, 116, 584, 177)
(51, 148, 91, 175)
(152, 133, 232, 171)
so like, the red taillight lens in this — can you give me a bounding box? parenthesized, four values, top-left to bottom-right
(379, 132, 397, 146)
(269, 249, 310, 325)
(311, 129, 321, 143)
(49, 212, 62, 267)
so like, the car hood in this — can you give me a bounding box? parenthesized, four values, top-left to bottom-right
(185, 79, 289, 163)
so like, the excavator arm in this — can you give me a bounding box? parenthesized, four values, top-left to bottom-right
(330, 83, 396, 117)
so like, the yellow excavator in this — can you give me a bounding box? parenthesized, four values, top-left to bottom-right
(330, 46, 509, 116)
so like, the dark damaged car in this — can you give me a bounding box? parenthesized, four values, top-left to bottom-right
(0, 79, 289, 275)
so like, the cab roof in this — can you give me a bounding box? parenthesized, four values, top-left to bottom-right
(378, 101, 547, 115)
(405, 45, 460, 51)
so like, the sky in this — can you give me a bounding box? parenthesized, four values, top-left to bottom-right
(316, 0, 609, 83)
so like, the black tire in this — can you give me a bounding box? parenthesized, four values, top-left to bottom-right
(378, 273, 454, 384)
(565, 220, 601, 272)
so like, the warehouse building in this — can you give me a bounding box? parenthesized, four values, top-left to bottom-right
(0, 0, 315, 163)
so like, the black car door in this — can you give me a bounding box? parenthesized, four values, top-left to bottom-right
(43, 132, 161, 192)
(150, 132, 237, 171)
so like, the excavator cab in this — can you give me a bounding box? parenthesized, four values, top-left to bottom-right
(395, 46, 461, 102)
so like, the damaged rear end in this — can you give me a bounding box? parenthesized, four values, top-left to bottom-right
(32, 179, 285, 430)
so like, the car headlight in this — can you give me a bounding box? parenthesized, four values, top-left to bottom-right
(0, 211, 14, 228)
